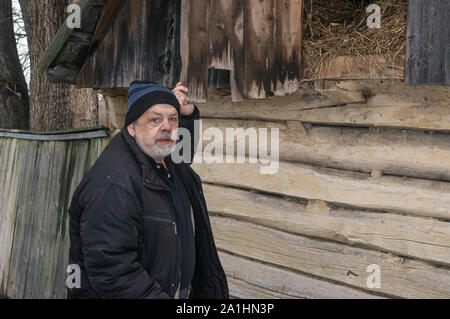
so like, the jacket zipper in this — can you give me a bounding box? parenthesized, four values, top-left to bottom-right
(143, 216, 177, 235)
(143, 181, 181, 293)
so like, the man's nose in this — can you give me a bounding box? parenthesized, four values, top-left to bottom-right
(160, 119, 171, 132)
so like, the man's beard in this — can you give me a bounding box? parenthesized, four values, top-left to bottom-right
(136, 132, 176, 160)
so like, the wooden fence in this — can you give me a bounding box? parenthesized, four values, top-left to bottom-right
(0, 128, 110, 298)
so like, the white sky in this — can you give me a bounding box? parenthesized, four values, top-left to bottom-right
(12, 0, 30, 86)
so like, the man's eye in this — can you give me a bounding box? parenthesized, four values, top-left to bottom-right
(151, 118, 160, 123)
(170, 117, 178, 122)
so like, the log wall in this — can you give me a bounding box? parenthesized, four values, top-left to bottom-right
(193, 79, 450, 299)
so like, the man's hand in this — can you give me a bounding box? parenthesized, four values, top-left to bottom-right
(172, 82, 195, 116)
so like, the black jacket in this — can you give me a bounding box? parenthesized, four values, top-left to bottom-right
(67, 107, 228, 299)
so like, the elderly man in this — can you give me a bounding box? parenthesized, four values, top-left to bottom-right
(67, 81, 228, 299)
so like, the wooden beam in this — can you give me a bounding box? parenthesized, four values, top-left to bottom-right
(198, 86, 450, 132)
(227, 277, 294, 299)
(200, 119, 450, 181)
(206, 184, 450, 266)
(211, 216, 450, 298)
(219, 252, 383, 299)
(192, 160, 450, 220)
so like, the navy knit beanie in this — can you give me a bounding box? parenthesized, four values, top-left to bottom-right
(125, 80, 181, 127)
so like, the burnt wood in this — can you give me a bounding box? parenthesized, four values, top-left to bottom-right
(406, 0, 449, 85)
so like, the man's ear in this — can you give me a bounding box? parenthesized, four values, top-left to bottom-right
(127, 123, 136, 138)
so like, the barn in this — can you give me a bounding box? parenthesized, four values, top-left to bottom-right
(1, 0, 449, 298)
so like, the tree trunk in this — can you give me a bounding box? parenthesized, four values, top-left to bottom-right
(0, 0, 29, 129)
(19, 0, 98, 131)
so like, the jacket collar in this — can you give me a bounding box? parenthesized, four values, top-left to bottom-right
(120, 127, 170, 189)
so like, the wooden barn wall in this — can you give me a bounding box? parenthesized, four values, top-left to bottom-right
(0, 134, 110, 298)
(192, 79, 450, 299)
(77, 0, 303, 103)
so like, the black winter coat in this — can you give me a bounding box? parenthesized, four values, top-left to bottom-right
(67, 108, 228, 299)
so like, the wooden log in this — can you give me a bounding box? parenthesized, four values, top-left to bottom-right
(228, 277, 293, 299)
(205, 184, 450, 266)
(192, 160, 450, 220)
(181, 0, 209, 102)
(200, 119, 450, 181)
(198, 83, 450, 131)
(211, 216, 450, 298)
(208, 0, 244, 101)
(219, 252, 382, 299)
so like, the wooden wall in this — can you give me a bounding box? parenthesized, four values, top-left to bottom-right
(76, 0, 303, 103)
(0, 130, 109, 298)
(1, 78, 449, 299)
(406, 0, 449, 85)
(193, 79, 450, 299)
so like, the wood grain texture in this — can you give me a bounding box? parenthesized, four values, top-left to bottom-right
(181, 0, 209, 102)
(219, 252, 383, 299)
(200, 118, 450, 181)
(198, 85, 450, 131)
(206, 184, 450, 266)
(0, 132, 110, 298)
(83, 0, 181, 89)
(406, 0, 449, 85)
(208, 0, 244, 101)
(211, 216, 450, 298)
(192, 160, 450, 220)
(244, 0, 302, 98)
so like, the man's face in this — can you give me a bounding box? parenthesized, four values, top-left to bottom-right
(127, 104, 179, 160)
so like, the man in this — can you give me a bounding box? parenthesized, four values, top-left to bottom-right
(67, 81, 228, 299)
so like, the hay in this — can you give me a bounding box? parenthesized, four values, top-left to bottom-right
(301, 0, 408, 79)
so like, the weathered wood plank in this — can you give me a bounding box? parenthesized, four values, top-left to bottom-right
(200, 119, 450, 181)
(0, 139, 20, 296)
(243, 0, 275, 98)
(406, 0, 449, 85)
(206, 184, 450, 266)
(25, 142, 68, 298)
(180, 0, 209, 102)
(227, 277, 294, 299)
(88, 0, 181, 89)
(6, 140, 43, 298)
(219, 252, 383, 299)
(192, 160, 450, 220)
(272, 0, 303, 96)
(0, 135, 107, 298)
(208, 0, 244, 101)
(198, 90, 450, 132)
(243, 0, 302, 98)
(211, 216, 450, 298)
